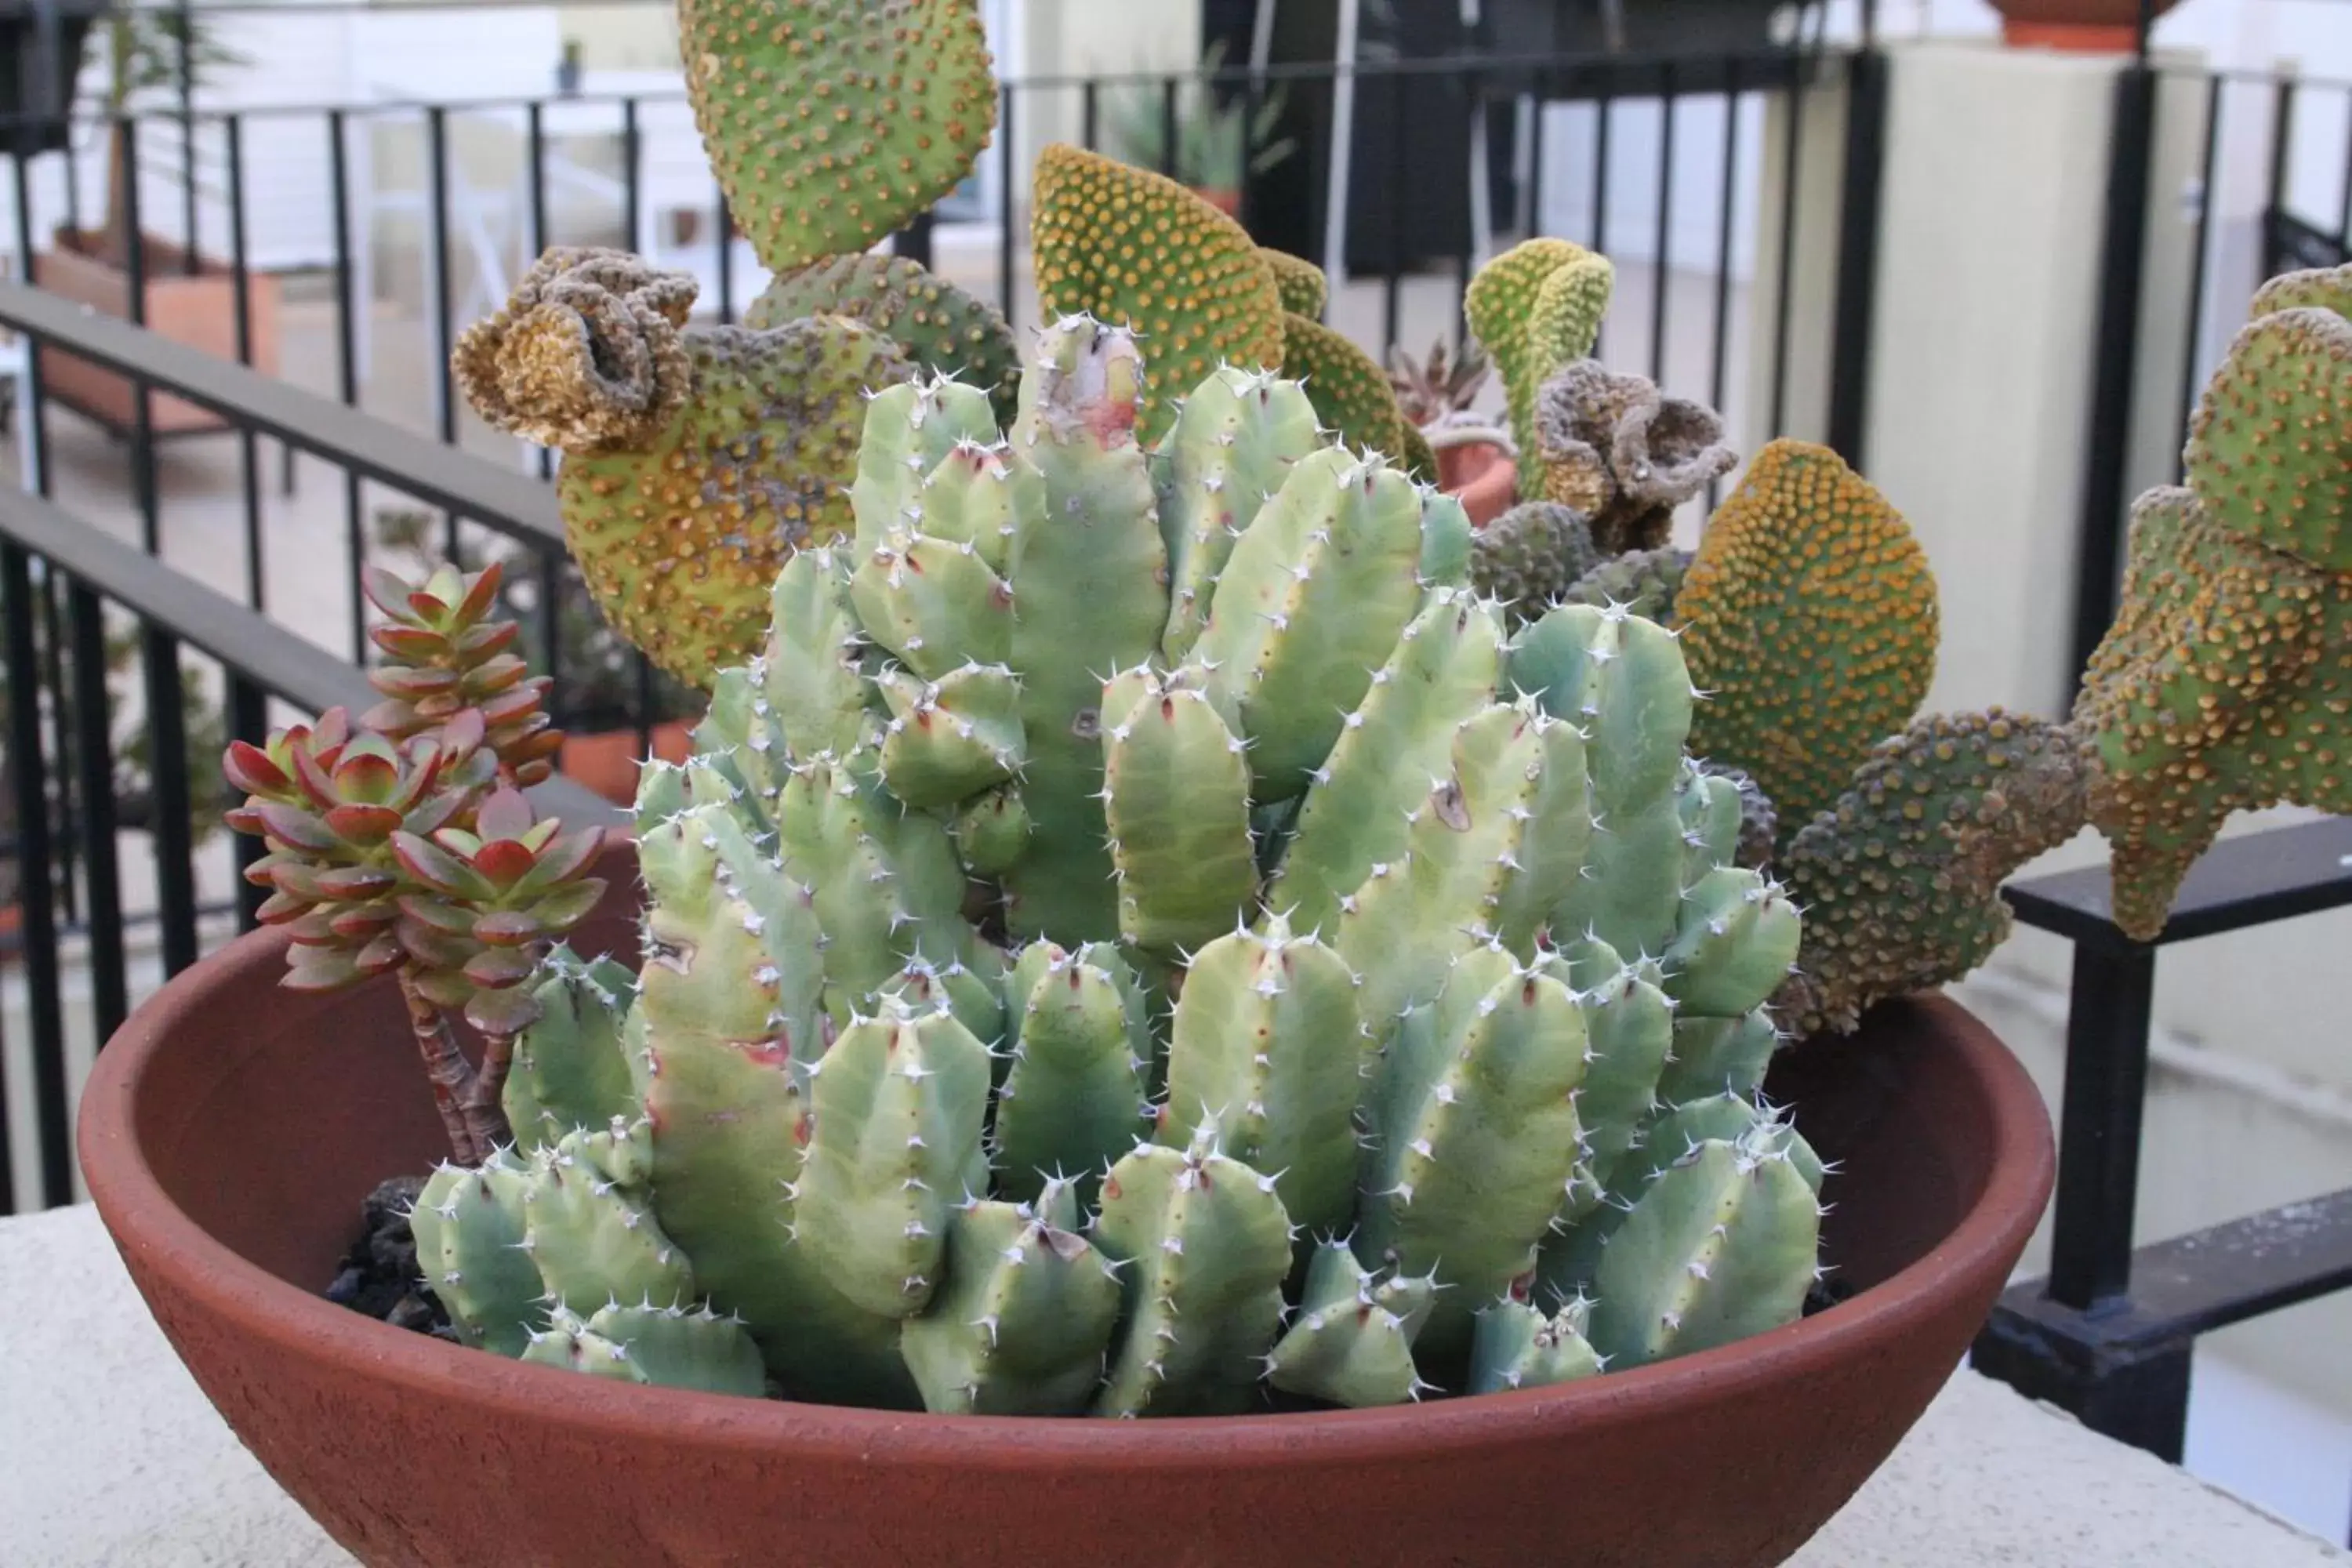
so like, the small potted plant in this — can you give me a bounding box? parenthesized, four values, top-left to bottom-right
(1102, 40, 1296, 216)
(33, 5, 281, 437)
(1388, 334, 1516, 526)
(73, 12, 2086, 1565)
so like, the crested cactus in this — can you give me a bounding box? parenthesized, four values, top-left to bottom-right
(1463, 238, 1614, 481)
(1530, 361, 1737, 554)
(2074, 265, 2352, 939)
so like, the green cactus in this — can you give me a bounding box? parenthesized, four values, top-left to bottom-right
(1463, 238, 1613, 480)
(1279, 310, 1422, 474)
(2074, 266, 2352, 940)
(1092, 1124, 1295, 1417)
(993, 942, 1154, 1206)
(899, 1185, 1123, 1415)
(1265, 1242, 1437, 1407)
(412, 1152, 543, 1356)
(744, 252, 1020, 423)
(502, 949, 640, 1153)
(1468, 1298, 1604, 1393)
(521, 1302, 767, 1398)
(677, 0, 997, 278)
(1559, 545, 1693, 623)
(428, 299, 1829, 1415)
(1468, 501, 1601, 622)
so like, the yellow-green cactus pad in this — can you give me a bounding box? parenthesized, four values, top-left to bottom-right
(1673, 440, 1939, 838)
(1778, 709, 2086, 1036)
(1279, 310, 1414, 468)
(1463, 237, 1613, 474)
(744, 252, 1020, 423)
(2074, 490, 2352, 940)
(1030, 143, 1287, 443)
(677, 0, 998, 276)
(1261, 246, 1327, 317)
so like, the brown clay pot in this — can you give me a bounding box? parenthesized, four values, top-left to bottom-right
(556, 719, 692, 806)
(1439, 440, 1519, 528)
(1988, 0, 2180, 50)
(78, 844, 2053, 1568)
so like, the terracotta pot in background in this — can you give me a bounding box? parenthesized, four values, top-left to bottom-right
(34, 231, 282, 434)
(557, 719, 692, 805)
(1988, 0, 2180, 50)
(78, 840, 2054, 1568)
(1195, 187, 1241, 216)
(1439, 440, 1517, 528)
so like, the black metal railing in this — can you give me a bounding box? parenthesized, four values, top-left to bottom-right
(1974, 818, 2352, 1544)
(0, 272, 620, 1214)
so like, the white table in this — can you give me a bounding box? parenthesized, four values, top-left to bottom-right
(3, 1202, 2346, 1567)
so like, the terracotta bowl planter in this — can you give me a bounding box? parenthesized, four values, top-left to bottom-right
(1989, 0, 2180, 50)
(1439, 439, 1518, 528)
(78, 845, 2053, 1568)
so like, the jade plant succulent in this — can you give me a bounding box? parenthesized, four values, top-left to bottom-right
(400, 312, 1824, 1417)
(222, 563, 606, 1163)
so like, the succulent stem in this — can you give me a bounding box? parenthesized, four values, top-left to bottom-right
(398, 967, 507, 1161)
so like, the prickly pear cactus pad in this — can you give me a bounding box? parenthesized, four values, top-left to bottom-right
(1030, 143, 1287, 443)
(744, 252, 1021, 423)
(1261, 247, 1329, 318)
(415, 319, 1830, 1418)
(677, 0, 998, 277)
(1673, 439, 1940, 841)
(456, 250, 916, 688)
(1777, 709, 2087, 1036)
(1532, 361, 1737, 554)
(2075, 267, 2352, 938)
(1279, 310, 1421, 475)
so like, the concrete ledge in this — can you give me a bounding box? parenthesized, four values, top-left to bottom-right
(3, 1203, 2345, 1566)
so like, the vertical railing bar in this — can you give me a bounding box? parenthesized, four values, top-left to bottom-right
(12, 141, 51, 501)
(528, 100, 553, 490)
(1383, 72, 1406, 358)
(2176, 73, 2224, 486)
(1160, 77, 1179, 178)
(1649, 71, 1677, 382)
(999, 85, 1018, 323)
(122, 118, 158, 557)
(426, 105, 459, 567)
(2266, 73, 2296, 268)
(67, 583, 126, 1054)
(36, 561, 75, 924)
(142, 623, 198, 976)
(1527, 74, 1548, 238)
(2045, 938, 2159, 1308)
(1591, 88, 1611, 358)
(1767, 70, 1807, 441)
(227, 114, 263, 612)
(1081, 79, 1099, 152)
(329, 110, 366, 663)
(175, 0, 198, 276)
(2337, 83, 2352, 244)
(622, 99, 642, 254)
(1707, 76, 1741, 515)
(227, 673, 268, 931)
(2, 542, 69, 1207)
(1824, 48, 1889, 469)
(715, 189, 735, 325)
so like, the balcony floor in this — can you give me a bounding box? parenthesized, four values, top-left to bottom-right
(4, 1201, 2344, 1566)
